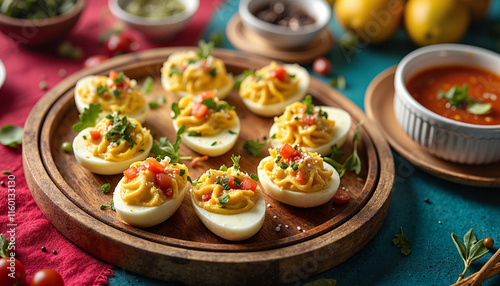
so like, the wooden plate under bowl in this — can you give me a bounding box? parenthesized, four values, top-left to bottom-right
(23, 48, 394, 285)
(365, 66, 500, 187)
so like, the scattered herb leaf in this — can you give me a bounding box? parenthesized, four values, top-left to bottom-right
(392, 227, 411, 256)
(242, 134, 276, 157)
(0, 124, 23, 148)
(105, 111, 137, 147)
(151, 124, 191, 164)
(1, 170, 11, 175)
(438, 85, 492, 115)
(188, 132, 202, 137)
(330, 75, 346, 90)
(72, 103, 102, 132)
(302, 95, 314, 115)
(171, 102, 183, 119)
(324, 122, 363, 177)
(141, 76, 154, 94)
(452, 229, 490, 283)
(100, 200, 115, 210)
(218, 193, 230, 204)
(101, 183, 111, 194)
(149, 97, 166, 109)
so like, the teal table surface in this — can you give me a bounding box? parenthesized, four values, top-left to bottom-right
(110, 1, 500, 285)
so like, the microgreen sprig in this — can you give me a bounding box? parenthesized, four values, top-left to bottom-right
(72, 103, 102, 132)
(242, 134, 276, 157)
(150, 124, 192, 164)
(324, 122, 363, 177)
(451, 229, 490, 283)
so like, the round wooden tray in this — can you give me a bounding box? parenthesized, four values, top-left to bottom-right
(226, 14, 333, 64)
(23, 48, 394, 285)
(365, 66, 500, 187)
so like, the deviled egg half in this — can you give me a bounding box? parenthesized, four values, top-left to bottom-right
(190, 155, 265, 241)
(74, 71, 149, 123)
(113, 157, 190, 228)
(258, 144, 340, 208)
(73, 111, 153, 175)
(172, 90, 240, 157)
(269, 95, 352, 156)
(160, 41, 233, 99)
(238, 61, 310, 117)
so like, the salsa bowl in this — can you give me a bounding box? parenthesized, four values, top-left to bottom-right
(394, 44, 500, 165)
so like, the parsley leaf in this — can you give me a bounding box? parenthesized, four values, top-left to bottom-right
(231, 154, 241, 170)
(96, 84, 108, 96)
(250, 173, 259, 182)
(0, 124, 23, 148)
(201, 98, 217, 110)
(150, 124, 190, 164)
(233, 69, 258, 90)
(279, 162, 289, 169)
(197, 40, 214, 60)
(242, 134, 276, 157)
(209, 67, 217, 77)
(169, 65, 183, 77)
(101, 183, 111, 194)
(72, 103, 102, 132)
(324, 122, 363, 177)
(219, 164, 228, 171)
(451, 229, 490, 283)
(438, 84, 492, 115)
(105, 111, 137, 147)
(149, 96, 166, 109)
(100, 200, 115, 211)
(392, 227, 411, 256)
(171, 102, 183, 119)
(302, 95, 314, 115)
(218, 193, 230, 204)
(141, 76, 154, 94)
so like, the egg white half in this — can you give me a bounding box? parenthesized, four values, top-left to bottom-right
(161, 51, 234, 99)
(113, 177, 187, 228)
(240, 63, 310, 117)
(72, 127, 153, 175)
(258, 160, 340, 208)
(173, 116, 240, 157)
(191, 187, 266, 241)
(269, 106, 352, 156)
(74, 75, 150, 123)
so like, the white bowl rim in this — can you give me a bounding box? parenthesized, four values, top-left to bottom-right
(238, 0, 331, 36)
(108, 0, 199, 26)
(395, 43, 500, 130)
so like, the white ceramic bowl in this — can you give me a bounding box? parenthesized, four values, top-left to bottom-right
(394, 44, 500, 165)
(238, 0, 331, 49)
(108, 0, 199, 41)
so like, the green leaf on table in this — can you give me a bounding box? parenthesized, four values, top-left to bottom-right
(392, 227, 411, 256)
(0, 124, 23, 148)
(72, 103, 102, 132)
(233, 69, 258, 90)
(304, 279, 337, 286)
(242, 134, 276, 157)
(151, 124, 190, 164)
(451, 228, 490, 283)
(149, 96, 166, 109)
(141, 76, 154, 94)
(0, 234, 11, 258)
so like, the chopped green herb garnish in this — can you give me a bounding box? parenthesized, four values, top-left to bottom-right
(228, 130, 237, 135)
(96, 84, 108, 96)
(114, 72, 125, 85)
(302, 95, 314, 115)
(149, 96, 166, 109)
(101, 183, 111, 194)
(112, 88, 121, 98)
(250, 173, 259, 182)
(318, 108, 328, 119)
(233, 69, 258, 90)
(275, 155, 283, 164)
(209, 67, 217, 77)
(100, 200, 115, 210)
(202, 98, 217, 109)
(169, 65, 183, 77)
(291, 162, 299, 171)
(197, 40, 214, 60)
(83, 135, 87, 140)
(171, 102, 183, 119)
(72, 103, 102, 132)
(242, 134, 276, 157)
(438, 84, 492, 115)
(180, 169, 186, 177)
(279, 162, 288, 169)
(105, 111, 137, 147)
(218, 193, 230, 204)
(187, 132, 202, 137)
(211, 141, 217, 146)
(141, 76, 154, 94)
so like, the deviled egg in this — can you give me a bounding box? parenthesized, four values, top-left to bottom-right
(258, 144, 340, 208)
(73, 111, 153, 175)
(269, 95, 352, 156)
(161, 41, 233, 99)
(113, 157, 189, 228)
(172, 90, 240, 157)
(190, 155, 265, 241)
(238, 61, 310, 117)
(74, 71, 149, 123)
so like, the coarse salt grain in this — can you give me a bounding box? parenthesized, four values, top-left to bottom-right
(273, 215, 277, 219)
(297, 226, 301, 231)
(267, 204, 271, 208)
(275, 226, 281, 232)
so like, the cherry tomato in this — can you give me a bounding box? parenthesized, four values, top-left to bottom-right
(0, 257, 26, 286)
(333, 189, 351, 204)
(82, 55, 109, 69)
(105, 33, 135, 56)
(29, 269, 64, 286)
(312, 57, 332, 76)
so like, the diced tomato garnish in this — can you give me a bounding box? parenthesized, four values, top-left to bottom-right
(146, 157, 164, 174)
(191, 155, 209, 167)
(202, 191, 213, 202)
(171, 168, 180, 175)
(227, 175, 239, 189)
(240, 177, 258, 191)
(333, 190, 351, 204)
(164, 187, 173, 198)
(124, 165, 139, 181)
(192, 102, 208, 118)
(269, 67, 287, 82)
(109, 70, 118, 82)
(302, 113, 316, 125)
(198, 90, 216, 100)
(155, 173, 172, 191)
(89, 130, 101, 140)
(296, 170, 305, 182)
(279, 143, 296, 159)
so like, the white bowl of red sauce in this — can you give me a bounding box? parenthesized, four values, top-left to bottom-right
(394, 44, 500, 165)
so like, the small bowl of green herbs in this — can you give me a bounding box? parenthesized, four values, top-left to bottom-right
(0, 0, 86, 46)
(108, 0, 199, 42)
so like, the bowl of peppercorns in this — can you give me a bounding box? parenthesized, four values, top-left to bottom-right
(238, 0, 331, 49)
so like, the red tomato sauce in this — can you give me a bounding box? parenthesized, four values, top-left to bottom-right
(406, 65, 500, 125)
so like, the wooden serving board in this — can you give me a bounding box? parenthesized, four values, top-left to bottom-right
(23, 48, 394, 285)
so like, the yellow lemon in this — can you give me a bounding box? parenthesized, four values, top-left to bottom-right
(405, 0, 470, 46)
(461, 0, 490, 22)
(334, 0, 404, 44)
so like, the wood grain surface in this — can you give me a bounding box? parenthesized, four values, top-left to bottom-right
(23, 48, 394, 285)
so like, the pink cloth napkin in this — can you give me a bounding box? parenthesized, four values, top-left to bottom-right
(0, 0, 223, 284)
